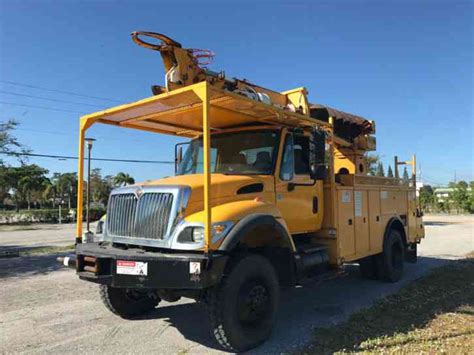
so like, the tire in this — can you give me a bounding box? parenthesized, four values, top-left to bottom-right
(207, 254, 280, 352)
(100, 285, 160, 319)
(375, 229, 405, 283)
(359, 256, 377, 279)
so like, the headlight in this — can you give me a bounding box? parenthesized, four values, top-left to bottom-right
(177, 222, 233, 244)
(192, 227, 205, 243)
(177, 227, 205, 243)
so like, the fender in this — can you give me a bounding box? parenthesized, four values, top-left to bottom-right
(383, 217, 407, 249)
(218, 214, 294, 252)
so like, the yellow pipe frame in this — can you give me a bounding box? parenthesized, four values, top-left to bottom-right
(75, 82, 213, 250)
(328, 117, 337, 228)
(76, 116, 99, 243)
(192, 82, 212, 253)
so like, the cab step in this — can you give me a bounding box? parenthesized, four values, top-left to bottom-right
(294, 242, 330, 278)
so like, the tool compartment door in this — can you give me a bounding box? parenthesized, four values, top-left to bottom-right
(337, 188, 355, 257)
(407, 190, 417, 242)
(368, 189, 383, 253)
(354, 190, 370, 255)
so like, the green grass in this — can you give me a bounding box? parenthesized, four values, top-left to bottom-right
(301, 255, 474, 354)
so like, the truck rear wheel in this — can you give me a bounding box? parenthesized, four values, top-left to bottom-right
(206, 254, 280, 352)
(99, 285, 160, 319)
(375, 229, 405, 282)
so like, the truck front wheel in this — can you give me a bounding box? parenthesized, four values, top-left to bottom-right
(206, 254, 280, 352)
(99, 285, 160, 319)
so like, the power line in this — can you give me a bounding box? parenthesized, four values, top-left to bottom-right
(14, 127, 151, 144)
(0, 80, 123, 103)
(1, 151, 174, 164)
(0, 90, 106, 108)
(0, 101, 87, 114)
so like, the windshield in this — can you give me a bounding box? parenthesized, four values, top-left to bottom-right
(177, 130, 280, 175)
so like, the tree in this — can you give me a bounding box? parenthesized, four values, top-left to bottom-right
(0, 165, 11, 207)
(90, 168, 114, 205)
(419, 185, 434, 212)
(52, 172, 77, 209)
(0, 120, 29, 165)
(15, 165, 49, 210)
(41, 179, 56, 207)
(449, 181, 470, 213)
(365, 154, 380, 176)
(402, 167, 410, 182)
(387, 165, 394, 178)
(375, 162, 385, 177)
(469, 181, 474, 213)
(113, 172, 135, 187)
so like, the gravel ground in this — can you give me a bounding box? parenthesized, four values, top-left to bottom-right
(0, 222, 97, 252)
(0, 215, 472, 354)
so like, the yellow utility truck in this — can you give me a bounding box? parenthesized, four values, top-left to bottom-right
(71, 32, 425, 351)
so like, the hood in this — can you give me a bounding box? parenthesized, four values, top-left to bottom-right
(138, 173, 272, 203)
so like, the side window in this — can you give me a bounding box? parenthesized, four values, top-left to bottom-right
(294, 134, 310, 175)
(280, 134, 294, 181)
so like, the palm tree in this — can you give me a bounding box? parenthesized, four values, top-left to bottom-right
(42, 181, 56, 208)
(16, 164, 48, 210)
(51, 173, 77, 209)
(60, 173, 77, 209)
(113, 172, 135, 187)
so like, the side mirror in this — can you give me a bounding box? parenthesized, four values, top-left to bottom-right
(175, 144, 184, 173)
(177, 146, 183, 165)
(310, 129, 326, 180)
(310, 164, 327, 180)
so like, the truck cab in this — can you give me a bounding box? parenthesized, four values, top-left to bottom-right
(100, 127, 325, 251)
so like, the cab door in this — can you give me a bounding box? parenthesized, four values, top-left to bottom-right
(275, 131, 323, 234)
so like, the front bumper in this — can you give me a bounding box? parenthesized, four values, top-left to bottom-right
(76, 243, 228, 289)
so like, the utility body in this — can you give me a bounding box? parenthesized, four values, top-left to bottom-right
(71, 32, 425, 351)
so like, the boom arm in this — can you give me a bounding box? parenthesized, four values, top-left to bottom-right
(131, 31, 375, 150)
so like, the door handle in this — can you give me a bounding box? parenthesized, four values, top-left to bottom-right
(313, 197, 318, 214)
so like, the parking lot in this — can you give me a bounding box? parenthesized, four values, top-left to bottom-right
(0, 215, 472, 353)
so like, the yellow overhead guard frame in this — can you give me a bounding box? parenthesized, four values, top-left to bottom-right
(75, 81, 335, 249)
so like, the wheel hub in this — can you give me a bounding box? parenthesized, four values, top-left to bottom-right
(237, 282, 270, 325)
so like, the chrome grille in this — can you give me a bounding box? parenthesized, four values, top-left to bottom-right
(106, 192, 174, 240)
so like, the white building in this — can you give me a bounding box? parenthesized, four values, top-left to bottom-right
(434, 186, 472, 203)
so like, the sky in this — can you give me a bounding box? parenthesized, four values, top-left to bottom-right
(0, 0, 472, 186)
